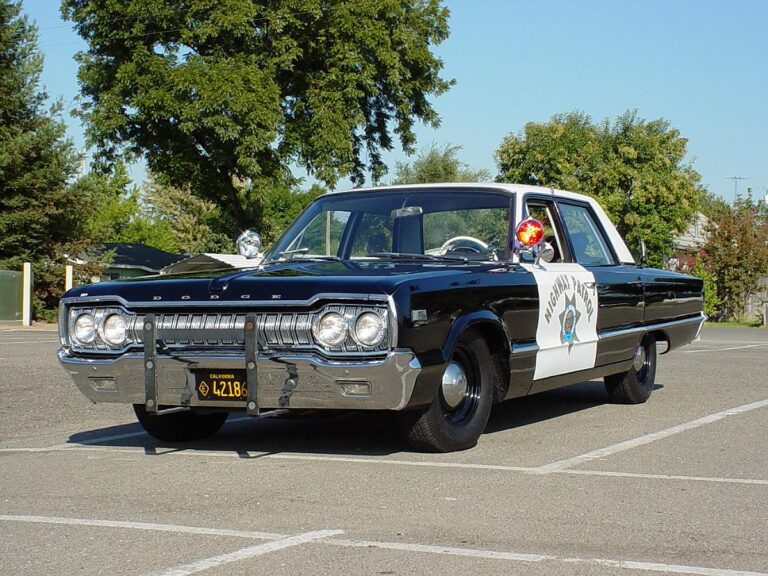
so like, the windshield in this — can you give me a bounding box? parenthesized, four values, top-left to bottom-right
(264, 189, 513, 263)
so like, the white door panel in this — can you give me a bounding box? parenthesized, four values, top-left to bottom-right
(521, 263, 599, 380)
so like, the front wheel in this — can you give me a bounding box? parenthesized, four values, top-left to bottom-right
(604, 335, 657, 404)
(133, 405, 228, 442)
(401, 331, 493, 452)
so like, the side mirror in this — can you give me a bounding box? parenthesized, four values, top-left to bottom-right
(537, 241, 556, 265)
(236, 230, 262, 259)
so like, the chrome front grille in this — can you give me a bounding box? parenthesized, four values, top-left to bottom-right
(129, 312, 317, 349)
(67, 305, 389, 356)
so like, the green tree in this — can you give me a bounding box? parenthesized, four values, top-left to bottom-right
(257, 183, 325, 245)
(0, 1, 89, 313)
(702, 193, 768, 320)
(495, 110, 703, 267)
(62, 0, 453, 234)
(391, 144, 505, 251)
(392, 144, 491, 184)
(70, 165, 178, 252)
(690, 256, 720, 319)
(142, 177, 233, 254)
(698, 189, 730, 222)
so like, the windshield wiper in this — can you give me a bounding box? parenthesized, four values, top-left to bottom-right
(367, 252, 468, 263)
(272, 248, 341, 262)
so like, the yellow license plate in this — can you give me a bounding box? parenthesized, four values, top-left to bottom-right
(194, 370, 248, 401)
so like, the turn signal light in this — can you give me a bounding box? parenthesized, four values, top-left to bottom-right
(516, 218, 544, 247)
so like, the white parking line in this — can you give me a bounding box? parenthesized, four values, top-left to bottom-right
(269, 452, 532, 472)
(0, 514, 286, 540)
(144, 530, 343, 576)
(532, 399, 768, 473)
(563, 558, 767, 576)
(1, 514, 764, 576)
(683, 343, 768, 353)
(330, 538, 553, 562)
(560, 469, 768, 486)
(696, 340, 768, 345)
(0, 329, 55, 333)
(2, 444, 767, 486)
(0, 339, 59, 344)
(331, 540, 768, 575)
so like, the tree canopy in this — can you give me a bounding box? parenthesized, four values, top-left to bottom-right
(0, 0, 81, 270)
(392, 144, 490, 185)
(495, 111, 703, 267)
(702, 193, 768, 320)
(62, 0, 453, 233)
(0, 1, 94, 313)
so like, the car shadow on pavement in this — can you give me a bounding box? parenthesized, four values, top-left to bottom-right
(485, 380, 665, 434)
(67, 410, 409, 457)
(66, 380, 665, 456)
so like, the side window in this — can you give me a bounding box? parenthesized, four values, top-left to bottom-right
(558, 203, 615, 266)
(286, 210, 351, 256)
(522, 201, 565, 263)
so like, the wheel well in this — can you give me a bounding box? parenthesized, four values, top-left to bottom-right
(464, 321, 510, 403)
(646, 330, 671, 354)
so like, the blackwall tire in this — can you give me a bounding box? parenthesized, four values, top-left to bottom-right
(401, 331, 493, 452)
(133, 405, 228, 442)
(604, 335, 657, 404)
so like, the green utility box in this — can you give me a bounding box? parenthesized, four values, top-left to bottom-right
(0, 270, 22, 321)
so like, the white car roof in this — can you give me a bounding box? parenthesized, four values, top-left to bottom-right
(328, 183, 635, 264)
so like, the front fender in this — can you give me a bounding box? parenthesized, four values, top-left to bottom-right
(404, 310, 512, 409)
(440, 310, 511, 363)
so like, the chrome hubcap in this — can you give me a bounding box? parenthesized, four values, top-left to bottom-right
(633, 345, 647, 372)
(441, 361, 468, 409)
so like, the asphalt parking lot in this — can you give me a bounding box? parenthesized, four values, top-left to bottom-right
(1, 326, 767, 575)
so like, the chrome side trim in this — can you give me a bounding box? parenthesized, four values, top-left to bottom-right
(58, 302, 68, 347)
(598, 313, 706, 340)
(61, 293, 389, 309)
(387, 294, 399, 348)
(511, 342, 539, 355)
(695, 314, 708, 340)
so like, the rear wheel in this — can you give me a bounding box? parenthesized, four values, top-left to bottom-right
(401, 331, 493, 452)
(604, 335, 657, 404)
(133, 405, 228, 442)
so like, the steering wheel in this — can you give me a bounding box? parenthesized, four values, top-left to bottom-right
(440, 236, 496, 259)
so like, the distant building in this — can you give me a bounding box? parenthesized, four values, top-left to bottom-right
(673, 212, 710, 251)
(667, 212, 711, 272)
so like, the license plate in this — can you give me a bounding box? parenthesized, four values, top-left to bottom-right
(194, 370, 248, 401)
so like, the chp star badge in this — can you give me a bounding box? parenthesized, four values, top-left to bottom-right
(559, 293, 581, 351)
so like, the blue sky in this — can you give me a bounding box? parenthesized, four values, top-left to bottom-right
(23, 0, 768, 202)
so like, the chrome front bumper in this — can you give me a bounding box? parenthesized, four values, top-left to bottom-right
(58, 348, 422, 411)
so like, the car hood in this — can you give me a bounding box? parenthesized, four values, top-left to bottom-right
(63, 260, 506, 305)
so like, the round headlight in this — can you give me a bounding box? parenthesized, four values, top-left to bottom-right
(102, 314, 128, 346)
(312, 312, 348, 347)
(354, 312, 386, 347)
(73, 314, 97, 344)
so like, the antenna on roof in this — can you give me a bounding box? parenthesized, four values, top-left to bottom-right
(725, 176, 748, 197)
